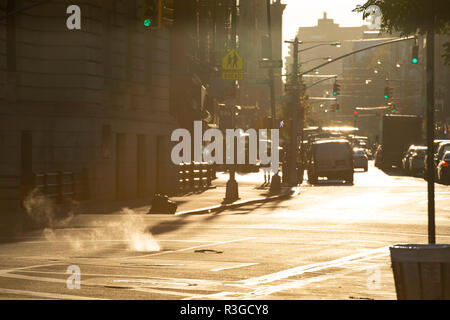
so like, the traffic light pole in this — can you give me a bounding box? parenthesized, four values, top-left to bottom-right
(288, 38, 300, 186)
(426, 22, 435, 244)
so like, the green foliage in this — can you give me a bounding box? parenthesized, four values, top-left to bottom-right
(354, 0, 450, 64)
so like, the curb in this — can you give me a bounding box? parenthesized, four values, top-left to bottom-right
(174, 186, 301, 216)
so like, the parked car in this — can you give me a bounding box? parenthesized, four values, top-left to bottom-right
(433, 140, 450, 153)
(424, 140, 450, 178)
(353, 148, 368, 171)
(402, 145, 421, 173)
(307, 139, 354, 184)
(402, 145, 427, 173)
(434, 142, 450, 169)
(408, 146, 427, 175)
(437, 151, 450, 185)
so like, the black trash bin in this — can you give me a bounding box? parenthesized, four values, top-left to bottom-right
(390, 244, 450, 300)
(149, 194, 177, 214)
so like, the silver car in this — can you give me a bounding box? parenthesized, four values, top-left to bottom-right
(353, 148, 368, 171)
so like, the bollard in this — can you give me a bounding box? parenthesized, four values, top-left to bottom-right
(270, 171, 281, 193)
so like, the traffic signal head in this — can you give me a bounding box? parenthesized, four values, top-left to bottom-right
(333, 82, 341, 96)
(411, 45, 419, 64)
(384, 86, 393, 100)
(354, 111, 358, 116)
(142, 0, 160, 28)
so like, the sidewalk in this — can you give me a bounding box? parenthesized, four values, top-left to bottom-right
(77, 170, 294, 215)
(173, 170, 296, 214)
(0, 170, 298, 237)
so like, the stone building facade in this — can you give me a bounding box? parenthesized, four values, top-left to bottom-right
(0, 0, 178, 211)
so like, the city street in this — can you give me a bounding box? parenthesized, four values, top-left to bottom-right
(0, 162, 449, 300)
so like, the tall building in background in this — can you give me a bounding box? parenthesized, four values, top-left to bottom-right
(285, 12, 367, 127)
(286, 12, 368, 83)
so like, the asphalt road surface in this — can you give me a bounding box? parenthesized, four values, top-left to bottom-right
(1, 161, 449, 300)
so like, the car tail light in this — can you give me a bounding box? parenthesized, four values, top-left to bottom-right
(443, 162, 449, 167)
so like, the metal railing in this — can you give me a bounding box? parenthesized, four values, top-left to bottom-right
(33, 171, 76, 202)
(178, 162, 216, 191)
(0, 169, 89, 205)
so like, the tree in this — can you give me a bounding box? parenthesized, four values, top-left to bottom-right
(354, 0, 450, 64)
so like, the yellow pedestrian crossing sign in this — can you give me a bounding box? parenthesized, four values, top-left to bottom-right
(222, 49, 243, 71)
(222, 49, 244, 80)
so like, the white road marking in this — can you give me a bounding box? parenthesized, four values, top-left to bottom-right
(13, 239, 222, 245)
(200, 225, 450, 238)
(0, 288, 106, 300)
(236, 262, 387, 299)
(211, 263, 259, 272)
(0, 272, 67, 284)
(240, 246, 389, 286)
(120, 237, 255, 260)
(184, 248, 390, 300)
(132, 287, 195, 297)
(0, 263, 60, 274)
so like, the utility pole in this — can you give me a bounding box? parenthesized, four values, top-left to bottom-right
(426, 9, 436, 244)
(224, 0, 239, 203)
(265, 0, 282, 191)
(266, 0, 276, 129)
(285, 37, 301, 186)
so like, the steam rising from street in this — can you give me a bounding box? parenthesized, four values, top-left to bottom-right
(24, 192, 160, 253)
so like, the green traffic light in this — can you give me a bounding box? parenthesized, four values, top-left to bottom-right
(144, 19, 151, 27)
(412, 58, 418, 64)
(333, 92, 337, 96)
